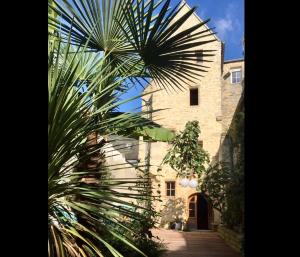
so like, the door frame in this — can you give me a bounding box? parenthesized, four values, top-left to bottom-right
(187, 192, 213, 230)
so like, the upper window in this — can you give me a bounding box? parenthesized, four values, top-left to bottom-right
(190, 88, 199, 106)
(195, 50, 203, 63)
(231, 69, 242, 84)
(166, 181, 175, 196)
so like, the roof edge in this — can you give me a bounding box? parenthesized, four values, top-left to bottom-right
(180, 0, 221, 42)
(224, 58, 244, 64)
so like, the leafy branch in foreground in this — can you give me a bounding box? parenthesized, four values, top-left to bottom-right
(162, 120, 210, 178)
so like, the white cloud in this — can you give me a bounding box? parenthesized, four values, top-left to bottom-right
(214, 2, 241, 42)
(215, 18, 233, 39)
(199, 8, 207, 20)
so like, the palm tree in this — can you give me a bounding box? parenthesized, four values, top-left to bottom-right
(49, 38, 159, 257)
(49, 0, 216, 90)
(48, 0, 216, 256)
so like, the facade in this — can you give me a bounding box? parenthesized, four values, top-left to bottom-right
(138, 3, 244, 230)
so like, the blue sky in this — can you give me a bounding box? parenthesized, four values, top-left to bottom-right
(119, 0, 244, 113)
(185, 0, 244, 60)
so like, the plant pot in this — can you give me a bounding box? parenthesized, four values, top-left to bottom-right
(175, 222, 182, 230)
(170, 222, 176, 230)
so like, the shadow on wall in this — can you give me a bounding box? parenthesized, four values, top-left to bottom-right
(160, 198, 185, 228)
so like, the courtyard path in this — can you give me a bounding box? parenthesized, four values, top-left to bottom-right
(151, 229, 241, 257)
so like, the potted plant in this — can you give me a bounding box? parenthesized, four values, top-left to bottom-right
(174, 218, 182, 230)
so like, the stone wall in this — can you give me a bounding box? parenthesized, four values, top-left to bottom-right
(221, 60, 244, 134)
(104, 136, 140, 202)
(137, 3, 244, 229)
(139, 3, 224, 227)
(218, 225, 243, 253)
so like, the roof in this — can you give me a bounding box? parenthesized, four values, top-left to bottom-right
(224, 58, 244, 64)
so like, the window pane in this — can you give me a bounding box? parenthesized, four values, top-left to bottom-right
(231, 70, 241, 84)
(166, 182, 175, 196)
(189, 203, 195, 217)
(236, 71, 241, 82)
(189, 210, 195, 217)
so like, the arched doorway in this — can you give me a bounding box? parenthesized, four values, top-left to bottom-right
(187, 193, 213, 230)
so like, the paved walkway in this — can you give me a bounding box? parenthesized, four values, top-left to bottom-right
(151, 229, 241, 257)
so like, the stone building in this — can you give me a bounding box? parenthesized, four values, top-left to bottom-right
(137, 2, 244, 230)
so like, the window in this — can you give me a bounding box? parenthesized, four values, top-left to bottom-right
(190, 88, 199, 106)
(195, 50, 203, 63)
(189, 196, 196, 217)
(231, 69, 242, 84)
(166, 181, 175, 196)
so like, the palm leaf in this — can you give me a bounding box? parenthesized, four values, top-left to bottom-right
(49, 0, 216, 91)
(49, 36, 158, 257)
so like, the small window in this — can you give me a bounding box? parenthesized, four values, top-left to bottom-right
(166, 181, 175, 196)
(195, 50, 203, 63)
(231, 69, 242, 84)
(190, 88, 199, 106)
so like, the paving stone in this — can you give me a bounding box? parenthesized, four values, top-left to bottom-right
(151, 229, 242, 257)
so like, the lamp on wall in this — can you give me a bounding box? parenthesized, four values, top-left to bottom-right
(188, 179, 198, 188)
(179, 175, 199, 188)
(179, 177, 189, 187)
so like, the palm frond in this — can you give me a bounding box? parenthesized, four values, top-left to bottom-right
(121, 0, 217, 90)
(49, 0, 216, 91)
(49, 37, 158, 257)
